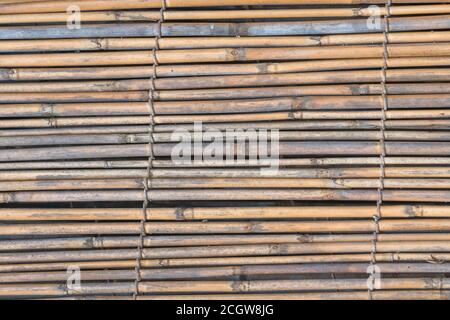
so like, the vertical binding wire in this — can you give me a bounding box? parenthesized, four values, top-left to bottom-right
(133, 0, 166, 300)
(369, 0, 391, 300)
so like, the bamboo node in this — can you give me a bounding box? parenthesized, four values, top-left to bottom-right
(297, 234, 313, 243)
(428, 255, 445, 265)
(232, 280, 251, 293)
(425, 277, 444, 290)
(332, 178, 347, 189)
(40, 103, 55, 116)
(0, 68, 16, 80)
(256, 63, 269, 74)
(230, 48, 246, 61)
(83, 237, 95, 249)
(158, 259, 170, 267)
(309, 36, 323, 46)
(90, 38, 105, 50)
(405, 205, 423, 217)
(175, 207, 187, 221)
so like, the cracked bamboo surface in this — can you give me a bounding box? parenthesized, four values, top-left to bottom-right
(2, 1, 450, 300)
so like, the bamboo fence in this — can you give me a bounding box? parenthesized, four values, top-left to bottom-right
(1, 0, 450, 300)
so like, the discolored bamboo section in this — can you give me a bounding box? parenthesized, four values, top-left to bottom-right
(2, 0, 450, 301)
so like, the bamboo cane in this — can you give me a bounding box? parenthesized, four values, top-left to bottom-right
(3, 57, 450, 84)
(2, 44, 450, 67)
(2, 5, 450, 25)
(2, 263, 450, 283)
(0, 157, 450, 170)
(3, 31, 450, 53)
(0, 205, 446, 221)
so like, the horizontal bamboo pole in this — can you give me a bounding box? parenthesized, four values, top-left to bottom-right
(0, 189, 436, 203)
(3, 69, 450, 92)
(4, 167, 450, 181)
(2, 278, 450, 297)
(3, 57, 450, 83)
(3, 5, 450, 24)
(4, 221, 450, 236)
(1, 1, 449, 15)
(1, 15, 449, 39)
(6, 131, 450, 148)
(6, 242, 450, 265)
(1, 157, 450, 170)
(0, 205, 447, 221)
(154, 119, 450, 131)
(4, 178, 450, 191)
(2, 44, 450, 67)
(3, 31, 450, 53)
(4, 111, 450, 129)
(0, 281, 436, 298)
(0, 282, 133, 297)
(4, 233, 450, 252)
(139, 291, 450, 300)
(2, 252, 450, 270)
(2, 119, 450, 136)
(2, 263, 450, 283)
(156, 84, 450, 100)
(2, 95, 450, 118)
(3, 142, 450, 161)
(137, 278, 450, 294)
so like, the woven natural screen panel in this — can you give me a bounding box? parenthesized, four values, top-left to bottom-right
(2, 0, 450, 300)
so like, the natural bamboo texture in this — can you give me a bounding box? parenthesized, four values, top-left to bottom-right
(2, 0, 450, 300)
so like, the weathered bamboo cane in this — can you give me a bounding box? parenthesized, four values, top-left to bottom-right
(5, 233, 450, 252)
(1, 0, 449, 15)
(2, 5, 450, 25)
(3, 58, 450, 84)
(3, 44, 450, 67)
(2, 252, 450, 272)
(0, 205, 446, 221)
(3, 31, 450, 53)
(2, 263, 450, 283)
(1, 157, 450, 170)
(4, 221, 450, 236)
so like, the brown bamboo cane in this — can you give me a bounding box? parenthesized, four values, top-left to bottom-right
(136, 278, 450, 294)
(21, 291, 450, 300)
(138, 291, 450, 300)
(5, 167, 450, 181)
(2, 263, 450, 283)
(140, 291, 450, 300)
(0, 278, 449, 297)
(1, 252, 450, 271)
(0, 0, 449, 14)
(3, 119, 450, 135)
(3, 58, 450, 83)
(3, 31, 450, 53)
(156, 84, 450, 100)
(4, 178, 450, 191)
(0, 205, 446, 221)
(2, 5, 450, 24)
(3, 69, 450, 92)
(6, 131, 450, 148)
(3, 233, 450, 252)
(4, 110, 450, 129)
(4, 141, 450, 161)
(2, 44, 450, 67)
(4, 220, 450, 236)
(0, 189, 434, 203)
(1, 157, 450, 170)
(6, 242, 450, 265)
(2, 95, 450, 118)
